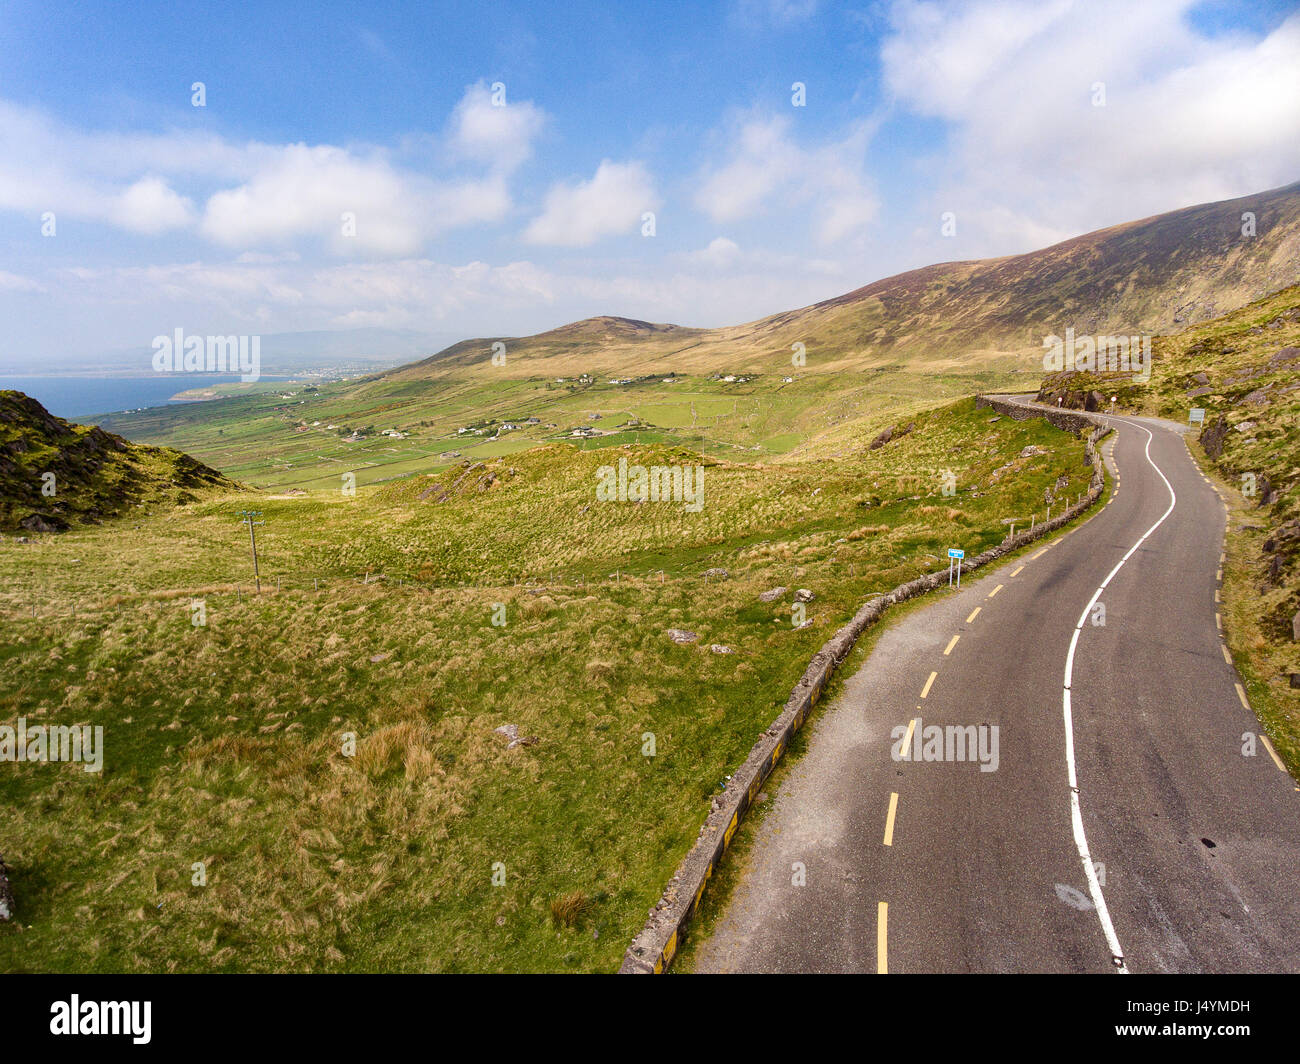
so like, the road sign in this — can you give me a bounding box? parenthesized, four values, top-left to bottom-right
(948, 548, 965, 590)
(1189, 408, 1205, 424)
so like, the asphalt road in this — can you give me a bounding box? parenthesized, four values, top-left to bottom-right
(694, 404, 1300, 974)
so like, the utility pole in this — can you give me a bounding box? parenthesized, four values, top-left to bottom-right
(237, 510, 264, 593)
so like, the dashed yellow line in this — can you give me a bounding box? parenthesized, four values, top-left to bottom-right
(943, 634, 960, 656)
(901, 716, 918, 756)
(1010, 566, 1025, 577)
(965, 607, 981, 623)
(1221, 644, 1232, 664)
(1235, 683, 1250, 710)
(883, 792, 899, 846)
(877, 902, 888, 974)
(920, 671, 937, 699)
(1032, 548, 1049, 559)
(988, 584, 1004, 598)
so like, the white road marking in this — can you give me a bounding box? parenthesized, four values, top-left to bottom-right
(1061, 421, 1177, 974)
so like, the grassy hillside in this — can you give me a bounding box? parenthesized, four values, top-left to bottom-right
(99, 181, 1300, 495)
(393, 181, 1300, 378)
(0, 398, 1098, 972)
(0, 390, 235, 534)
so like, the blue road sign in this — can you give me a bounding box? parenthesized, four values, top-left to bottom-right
(948, 548, 965, 559)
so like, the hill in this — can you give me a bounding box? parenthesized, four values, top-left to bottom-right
(0, 390, 237, 533)
(389, 180, 1300, 381)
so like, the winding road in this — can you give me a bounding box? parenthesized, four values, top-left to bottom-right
(693, 400, 1300, 974)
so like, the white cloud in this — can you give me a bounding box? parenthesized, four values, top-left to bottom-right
(694, 114, 879, 244)
(0, 270, 44, 293)
(881, 0, 1300, 250)
(447, 82, 546, 171)
(523, 160, 658, 246)
(115, 177, 196, 234)
(0, 87, 545, 254)
(687, 237, 743, 269)
(199, 144, 509, 255)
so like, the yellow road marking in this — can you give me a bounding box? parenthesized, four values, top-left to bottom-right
(1260, 735, 1287, 773)
(1215, 589, 1220, 603)
(883, 792, 899, 846)
(1221, 644, 1232, 664)
(1032, 548, 1048, 559)
(988, 584, 1004, 598)
(920, 671, 937, 699)
(901, 716, 918, 757)
(1216, 568, 1222, 581)
(1215, 613, 1222, 631)
(1010, 566, 1025, 577)
(877, 902, 888, 974)
(944, 635, 960, 656)
(1235, 683, 1249, 710)
(965, 607, 981, 623)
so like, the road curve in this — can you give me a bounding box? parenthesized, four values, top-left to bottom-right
(693, 404, 1300, 974)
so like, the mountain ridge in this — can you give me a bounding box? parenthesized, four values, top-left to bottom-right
(387, 179, 1300, 381)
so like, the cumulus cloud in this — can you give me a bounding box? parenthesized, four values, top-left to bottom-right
(199, 144, 509, 255)
(694, 114, 878, 243)
(447, 82, 546, 171)
(881, 0, 1300, 249)
(0, 85, 546, 254)
(523, 160, 658, 246)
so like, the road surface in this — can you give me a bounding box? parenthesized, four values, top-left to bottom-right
(693, 404, 1300, 974)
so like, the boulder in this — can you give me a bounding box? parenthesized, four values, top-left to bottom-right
(758, 587, 787, 602)
(1199, 416, 1230, 459)
(666, 628, 698, 644)
(710, 644, 734, 654)
(702, 568, 728, 579)
(794, 588, 815, 603)
(493, 723, 537, 749)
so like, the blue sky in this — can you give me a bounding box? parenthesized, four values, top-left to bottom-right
(0, 0, 1298, 369)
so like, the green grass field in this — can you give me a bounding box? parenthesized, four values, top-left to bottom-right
(0, 396, 1094, 971)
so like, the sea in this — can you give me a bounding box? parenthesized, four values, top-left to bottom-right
(0, 375, 292, 421)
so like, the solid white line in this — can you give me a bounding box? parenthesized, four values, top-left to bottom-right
(1061, 421, 1177, 975)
